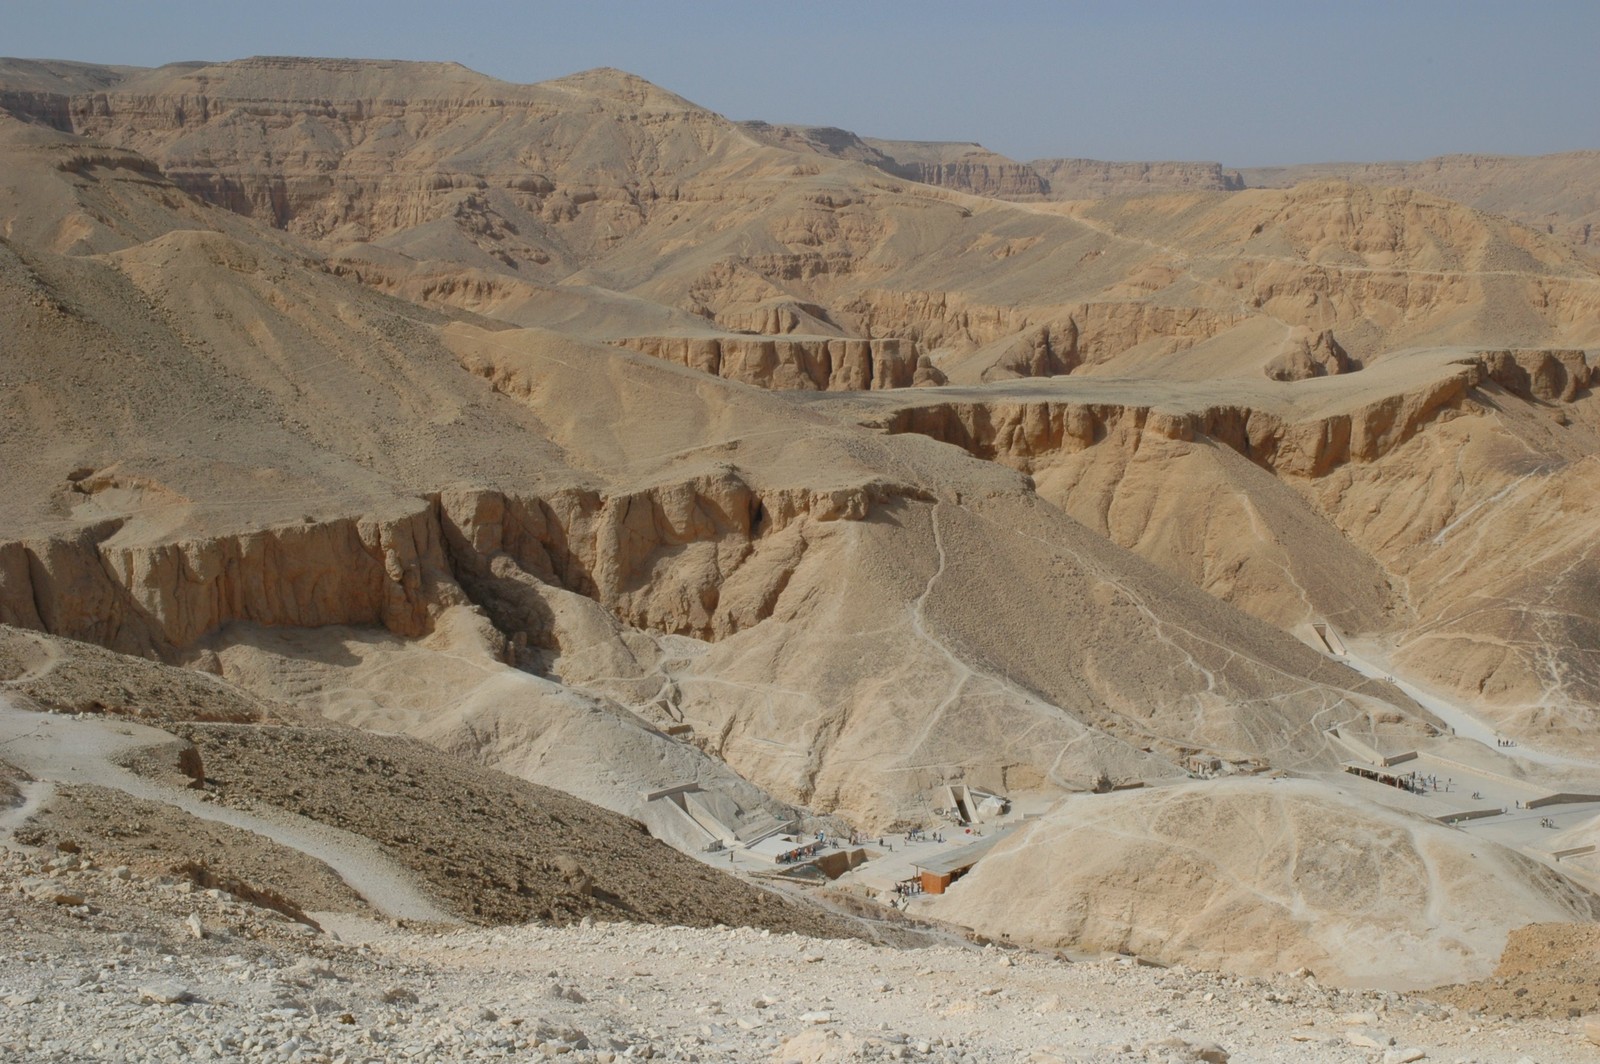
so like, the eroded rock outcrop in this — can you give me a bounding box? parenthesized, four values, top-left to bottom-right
(876, 350, 1589, 479)
(614, 335, 930, 391)
(845, 291, 1240, 368)
(1029, 158, 1245, 199)
(708, 300, 836, 336)
(0, 506, 460, 658)
(1477, 348, 1593, 403)
(436, 474, 921, 642)
(1263, 329, 1356, 381)
(0, 472, 915, 657)
(864, 140, 1050, 200)
(983, 321, 1080, 380)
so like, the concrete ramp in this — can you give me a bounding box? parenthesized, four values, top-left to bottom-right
(640, 794, 720, 853)
(640, 782, 788, 853)
(735, 811, 789, 844)
(683, 790, 740, 846)
(1435, 807, 1506, 824)
(1309, 621, 1348, 657)
(1327, 727, 1394, 766)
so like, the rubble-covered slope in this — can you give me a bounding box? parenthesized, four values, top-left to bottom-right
(937, 778, 1600, 989)
(0, 111, 1435, 829)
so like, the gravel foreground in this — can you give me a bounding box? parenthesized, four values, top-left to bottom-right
(3, 848, 1598, 1063)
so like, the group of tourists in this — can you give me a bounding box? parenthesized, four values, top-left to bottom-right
(1345, 765, 1449, 795)
(1403, 771, 1449, 794)
(776, 840, 823, 864)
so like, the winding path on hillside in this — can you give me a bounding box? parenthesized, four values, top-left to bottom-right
(1338, 648, 1600, 772)
(0, 693, 453, 923)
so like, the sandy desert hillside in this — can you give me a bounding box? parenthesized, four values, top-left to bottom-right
(762, 122, 1599, 261)
(847, 344, 1600, 739)
(4, 55, 1596, 386)
(1241, 152, 1600, 255)
(0, 625, 869, 937)
(1029, 157, 1246, 198)
(2, 55, 1600, 1010)
(739, 122, 1247, 202)
(743, 120, 1599, 264)
(937, 777, 1599, 989)
(0, 97, 1446, 828)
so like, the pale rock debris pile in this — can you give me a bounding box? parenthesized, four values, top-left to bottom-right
(934, 779, 1600, 989)
(3, 837, 1598, 1064)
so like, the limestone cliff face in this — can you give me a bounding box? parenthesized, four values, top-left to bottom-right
(877, 159, 1048, 199)
(875, 350, 1592, 479)
(437, 474, 912, 643)
(707, 300, 836, 337)
(0, 473, 913, 658)
(613, 335, 944, 390)
(1477, 348, 1592, 403)
(1239, 151, 1600, 254)
(858, 139, 1049, 199)
(0, 505, 459, 658)
(1264, 330, 1356, 381)
(1029, 159, 1245, 200)
(745, 130, 1225, 204)
(0, 91, 74, 132)
(844, 291, 1240, 373)
(0, 58, 734, 258)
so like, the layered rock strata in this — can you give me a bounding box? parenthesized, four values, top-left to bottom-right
(862, 139, 1050, 200)
(612, 335, 944, 390)
(1029, 158, 1245, 199)
(0, 474, 911, 659)
(844, 292, 1242, 370)
(874, 349, 1592, 479)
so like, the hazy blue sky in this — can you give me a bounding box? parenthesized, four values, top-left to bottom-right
(9, 1, 1599, 166)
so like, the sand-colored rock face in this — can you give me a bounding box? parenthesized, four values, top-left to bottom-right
(1476, 348, 1593, 403)
(436, 473, 904, 642)
(6, 59, 1596, 385)
(0, 506, 460, 657)
(1241, 151, 1600, 254)
(938, 779, 1600, 989)
(858, 345, 1600, 727)
(613, 335, 935, 391)
(742, 127, 1241, 204)
(0, 471, 901, 658)
(849, 294, 1249, 379)
(862, 139, 1050, 199)
(8, 54, 1600, 982)
(1029, 158, 1245, 199)
(1264, 329, 1356, 381)
(870, 354, 1527, 480)
(21, 58, 728, 250)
